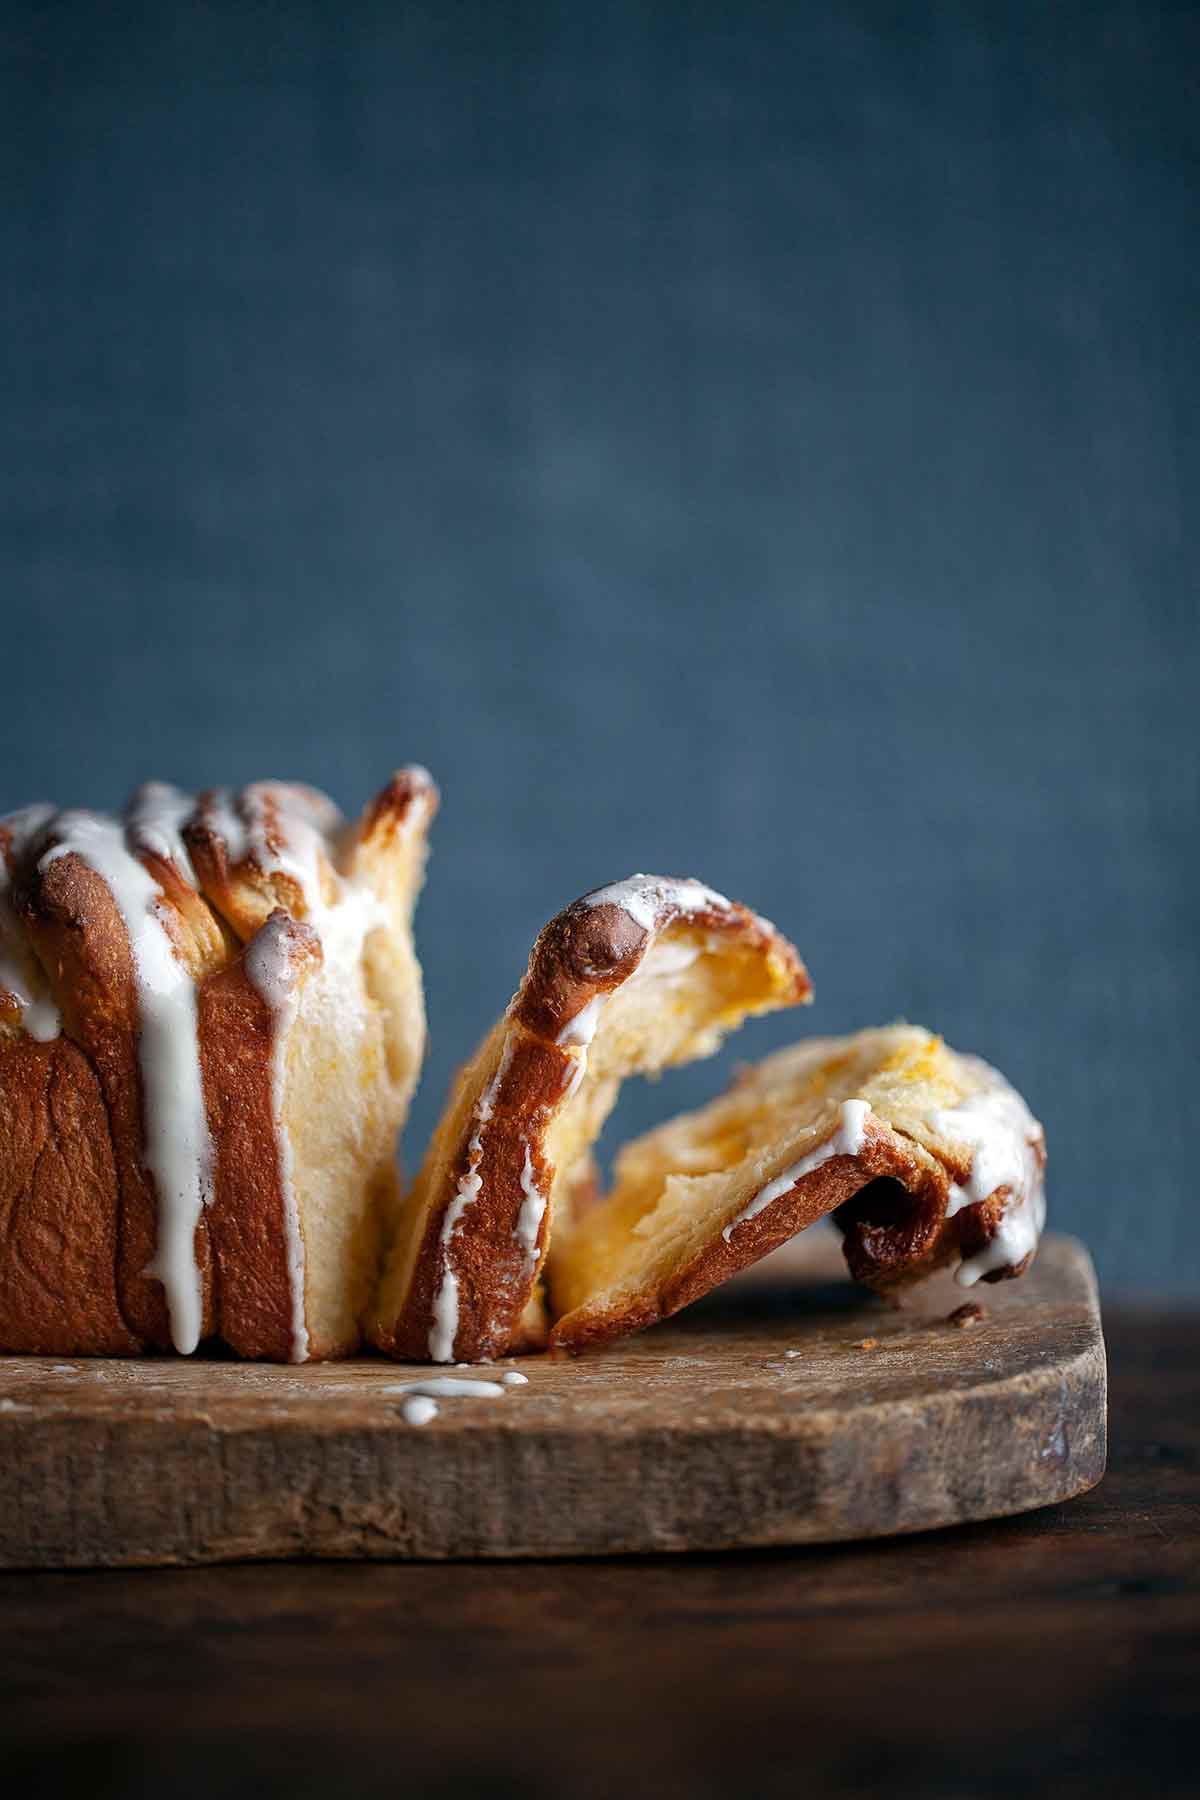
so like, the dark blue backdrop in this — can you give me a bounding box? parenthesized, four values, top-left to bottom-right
(3, 2, 1196, 1288)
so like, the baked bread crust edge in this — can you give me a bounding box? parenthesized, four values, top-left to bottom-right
(373, 877, 810, 1363)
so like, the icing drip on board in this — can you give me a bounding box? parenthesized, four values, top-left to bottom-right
(401, 1395, 439, 1426)
(383, 1372, 519, 1427)
(382, 1376, 509, 1399)
(41, 811, 213, 1354)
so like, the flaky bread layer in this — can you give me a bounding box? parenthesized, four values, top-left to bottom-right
(371, 876, 810, 1363)
(0, 768, 436, 1360)
(547, 1026, 1046, 1352)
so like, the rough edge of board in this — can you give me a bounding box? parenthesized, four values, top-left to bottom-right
(0, 1233, 1106, 1568)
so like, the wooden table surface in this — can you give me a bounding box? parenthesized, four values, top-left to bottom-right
(1, 1305, 1195, 1800)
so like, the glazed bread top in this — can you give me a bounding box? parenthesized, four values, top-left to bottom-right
(0, 768, 436, 1359)
(372, 875, 811, 1363)
(548, 1025, 1046, 1351)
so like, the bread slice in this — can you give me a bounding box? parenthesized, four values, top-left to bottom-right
(371, 876, 810, 1363)
(0, 768, 436, 1360)
(547, 1025, 1046, 1352)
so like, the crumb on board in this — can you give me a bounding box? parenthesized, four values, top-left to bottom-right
(947, 1301, 987, 1329)
(854, 1337, 879, 1352)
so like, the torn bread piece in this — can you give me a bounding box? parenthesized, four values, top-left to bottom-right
(547, 1025, 1045, 1352)
(0, 767, 436, 1360)
(371, 876, 811, 1363)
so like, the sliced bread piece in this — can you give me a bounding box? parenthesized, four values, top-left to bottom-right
(547, 1025, 1046, 1352)
(371, 876, 810, 1363)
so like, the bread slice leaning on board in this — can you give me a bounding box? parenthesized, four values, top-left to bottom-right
(370, 875, 812, 1363)
(547, 1025, 1046, 1352)
(0, 769, 436, 1361)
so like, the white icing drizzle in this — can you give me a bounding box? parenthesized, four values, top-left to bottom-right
(429, 1169, 477, 1363)
(383, 1376, 508, 1399)
(204, 789, 249, 863)
(1, 803, 55, 846)
(243, 915, 310, 1364)
(246, 785, 343, 915)
(930, 1072, 1046, 1286)
(722, 1099, 872, 1243)
(429, 1036, 515, 1362)
(386, 1372, 519, 1424)
(477, 1041, 513, 1123)
(580, 874, 733, 934)
(125, 782, 198, 886)
(206, 782, 343, 917)
(566, 1052, 590, 1097)
(0, 805, 61, 1041)
(243, 913, 300, 1010)
(260, 787, 331, 907)
(557, 991, 606, 1047)
(515, 1142, 546, 1262)
(397, 763, 436, 803)
(0, 946, 61, 1039)
(400, 1394, 439, 1426)
(41, 810, 213, 1354)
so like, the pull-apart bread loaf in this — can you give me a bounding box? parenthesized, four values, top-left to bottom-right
(371, 876, 811, 1362)
(548, 1025, 1046, 1351)
(0, 769, 436, 1360)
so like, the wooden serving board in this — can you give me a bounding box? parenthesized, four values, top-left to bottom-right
(0, 1231, 1105, 1569)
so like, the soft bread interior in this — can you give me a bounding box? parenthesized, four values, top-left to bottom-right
(547, 1026, 964, 1342)
(275, 924, 411, 1357)
(257, 788, 432, 1356)
(544, 927, 799, 1226)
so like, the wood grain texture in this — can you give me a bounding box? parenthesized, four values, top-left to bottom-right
(0, 1306, 1190, 1800)
(0, 1231, 1103, 1569)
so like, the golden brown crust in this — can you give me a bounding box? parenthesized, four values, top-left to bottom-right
(836, 1141, 1046, 1291)
(197, 913, 323, 1361)
(374, 1027, 578, 1362)
(350, 766, 439, 858)
(511, 883, 807, 1043)
(372, 876, 810, 1363)
(0, 1034, 139, 1354)
(184, 783, 338, 941)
